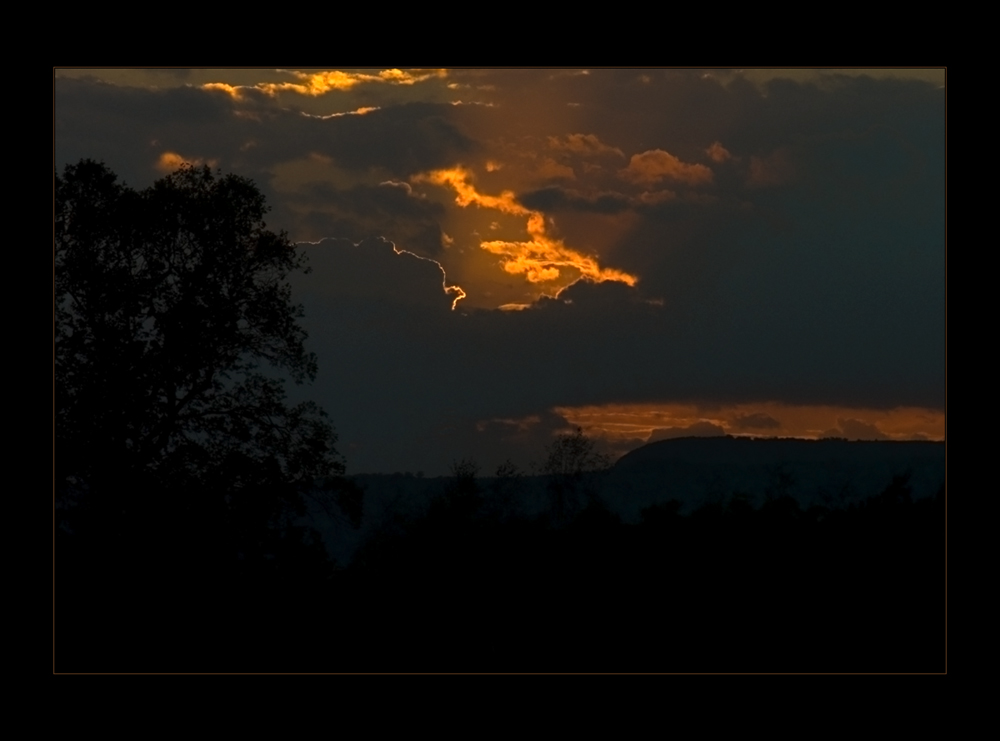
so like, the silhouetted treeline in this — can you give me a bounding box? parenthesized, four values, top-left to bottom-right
(329, 470, 944, 672)
(58, 464, 943, 672)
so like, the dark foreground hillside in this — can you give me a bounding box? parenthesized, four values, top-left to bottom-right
(56, 471, 945, 673)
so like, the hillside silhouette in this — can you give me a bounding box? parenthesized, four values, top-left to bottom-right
(609, 436, 944, 516)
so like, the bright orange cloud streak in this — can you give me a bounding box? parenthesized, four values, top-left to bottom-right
(203, 69, 447, 98)
(412, 167, 639, 288)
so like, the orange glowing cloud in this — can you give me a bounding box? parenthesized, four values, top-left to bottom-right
(155, 151, 217, 173)
(706, 141, 733, 163)
(554, 402, 945, 445)
(202, 82, 242, 97)
(202, 69, 447, 98)
(620, 149, 714, 186)
(412, 167, 638, 288)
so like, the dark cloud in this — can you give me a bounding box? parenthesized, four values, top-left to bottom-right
(302, 102, 474, 176)
(518, 186, 632, 214)
(836, 418, 889, 441)
(647, 421, 727, 443)
(293, 237, 456, 312)
(596, 96, 945, 410)
(731, 412, 781, 430)
(55, 77, 238, 187)
(56, 77, 474, 203)
(286, 237, 937, 472)
(281, 181, 448, 253)
(55, 77, 482, 270)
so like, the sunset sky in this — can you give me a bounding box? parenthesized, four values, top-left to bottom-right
(54, 68, 946, 474)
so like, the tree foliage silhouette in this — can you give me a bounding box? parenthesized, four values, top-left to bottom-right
(55, 159, 355, 557)
(542, 427, 611, 523)
(542, 427, 611, 478)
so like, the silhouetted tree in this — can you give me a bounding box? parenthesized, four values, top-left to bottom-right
(485, 459, 525, 521)
(875, 472, 914, 508)
(438, 457, 482, 518)
(55, 160, 354, 566)
(450, 457, 480, 492)
(542, 427, 611, 524)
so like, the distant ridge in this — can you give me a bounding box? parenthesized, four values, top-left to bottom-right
(606, 435, 944, 518)
(616, 435, 944, 468)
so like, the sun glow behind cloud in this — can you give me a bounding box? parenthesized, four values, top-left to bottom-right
(412, 166, 638, 290)
(155, 151, 217, 172)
